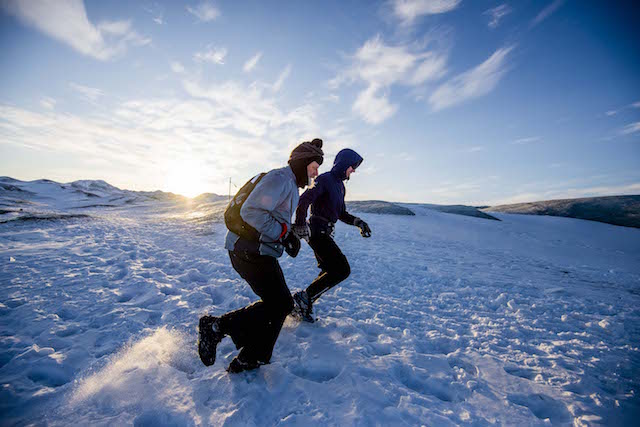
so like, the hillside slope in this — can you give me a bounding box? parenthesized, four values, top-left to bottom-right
(485, 195, 640, 228)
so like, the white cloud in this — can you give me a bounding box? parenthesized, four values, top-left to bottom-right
(511, 136, 541, 145)
(484, 4, 512, 29)
(143, 4, 164, 25)
(331, 35, 448, 124)
(186, 2, 220, 22)
(193, 46, 227, 64)
(429, 46, 513, 111)
(69, 83, 104, 101)
(352, 85, 397, 125)
(530, 0, 565, 28)
(392, 0, 461, 25)
(0, 87, 338, 194)
(272, 65, 292, 92)
(243, 52, 262, 73)
(350, 36, 418, 87)
(409, 53, 448, 85)
(40, 97, 56, 110)
(619, 121, 640, 136)
(1, 0, 150, 60)
(465, 146, 485, 153)
(605, 110, 617, 116)
(181, 76, 322, 138)
(171, 62, 185, 74)
(632, 101, 640, 108)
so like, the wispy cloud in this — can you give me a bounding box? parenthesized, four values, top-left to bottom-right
(331, 35, 448, 123)
(186, 2, 220, 22)
(272, 65, 292, 92)
(511, 136, 541, 145)
(193, 46, 227, 64)
(0, 79, 342, 194)
(394, 152, 415, 161)
(484, 4, 512, 29)
(429, 46, 513, 111)
(619, 121, 640, 136)
(605, 101, 640, 117)
(465, 146, 485, 153)
(69, 83, 104, 101)
(170, 62, 185, 74)
(530, 0, 565, 28)
(392, 0, 461, 26)
(1, 0, 150, 61)
(353, 85, 397, 125)
(143, 4, 164, 25)
(40, 97, 56, 110)
(243, 52, 263, 73)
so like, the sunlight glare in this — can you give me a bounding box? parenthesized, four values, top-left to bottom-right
(164, 160, 210, 198)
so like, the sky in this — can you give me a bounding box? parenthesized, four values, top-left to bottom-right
(0, 0, 639, 204)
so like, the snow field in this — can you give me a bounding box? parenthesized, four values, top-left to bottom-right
(1, 205, 639, 426)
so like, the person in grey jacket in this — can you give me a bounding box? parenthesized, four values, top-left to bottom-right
(198, 139, 324, 373)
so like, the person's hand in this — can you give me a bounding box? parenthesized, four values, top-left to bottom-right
(354, 217, 371, 238)
(282, 232, 301, 257)
(292, 224, 310, 242)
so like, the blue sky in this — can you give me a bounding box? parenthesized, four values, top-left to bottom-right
(1, 0, 638, 204)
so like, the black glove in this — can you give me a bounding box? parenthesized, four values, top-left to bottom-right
(282, 232, 301, 257)
(354, 217, 371, 238)
(292, 223, 310, 242)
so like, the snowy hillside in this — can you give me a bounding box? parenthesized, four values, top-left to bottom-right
(486, 195, 640, 229)
(1, 180, 640, 426)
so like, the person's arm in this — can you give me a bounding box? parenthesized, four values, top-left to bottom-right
(294, 176, 325, 226)
(240, 172, 289, 242)
(340, 202, 371, 237)
(338, 203, 357, 225)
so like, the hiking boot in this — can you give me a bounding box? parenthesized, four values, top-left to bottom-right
(226, 356, 262, 374)
(198, 315, 224, 366)
(292, 290, 314, 323)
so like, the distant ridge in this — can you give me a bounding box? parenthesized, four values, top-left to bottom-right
(485, 195, 640, 229)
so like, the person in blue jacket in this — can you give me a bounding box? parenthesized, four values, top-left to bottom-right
(198, 139, 323, 373)
(291, 148, 371, 322)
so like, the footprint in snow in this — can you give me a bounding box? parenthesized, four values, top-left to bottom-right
(503, 365, 539, 381)
(289, 363, 342, 383)
(507, 393, 571, 424)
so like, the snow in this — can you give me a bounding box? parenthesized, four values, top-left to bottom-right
(1, 179, 640, 426)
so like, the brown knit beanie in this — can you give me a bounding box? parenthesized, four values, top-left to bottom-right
(288, 138, 324, 187)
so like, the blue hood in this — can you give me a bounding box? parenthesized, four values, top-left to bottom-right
(331, 149, 363, 180)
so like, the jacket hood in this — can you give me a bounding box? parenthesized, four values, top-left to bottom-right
(331, 149, 363, 180)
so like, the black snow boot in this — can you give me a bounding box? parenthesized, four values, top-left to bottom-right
(292, 290, 314, 323)
(198, 315, 224, 366)
(226, 356, 262, 374)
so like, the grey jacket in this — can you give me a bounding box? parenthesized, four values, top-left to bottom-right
(225, 166, 300, 257)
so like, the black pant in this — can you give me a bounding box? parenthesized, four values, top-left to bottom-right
(305, 226, 351, 301)
(219, 250, 294, 364)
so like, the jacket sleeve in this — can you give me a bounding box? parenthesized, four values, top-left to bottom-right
(339, 203, 357, 225)
(240, 171, 288, 241)
(294, 176, 325, 225)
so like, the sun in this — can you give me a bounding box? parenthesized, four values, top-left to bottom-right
(164, 160, 211, 198)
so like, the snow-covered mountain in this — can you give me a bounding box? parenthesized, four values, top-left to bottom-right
(0, 176, 228, 224)
(1, 176, 639, 425)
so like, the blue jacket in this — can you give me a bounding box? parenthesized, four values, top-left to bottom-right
(295, 149, 363, 227)
(225, 166, 299, 257)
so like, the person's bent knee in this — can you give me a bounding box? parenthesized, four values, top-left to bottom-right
(268, 294, 294, 318)
(334, 258, 350, 282)
(283, 294, 294, 315)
